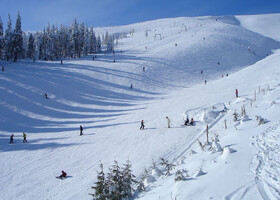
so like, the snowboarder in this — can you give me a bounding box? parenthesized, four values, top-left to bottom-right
(184, 117, 189, 125)
(190, 118, 194, 126)
(10, 134, 14, 144)
(140, 120, 145, 130)
(235, 89, 238, 98)
(57, 170, 67, 179)
(166, 117, 171, 128)
(80, 125, 83, 136)
(23, 132, 27, 143)
(44, 93, 48, 99)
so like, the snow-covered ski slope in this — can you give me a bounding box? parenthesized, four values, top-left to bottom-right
(1, 14, 280, 200)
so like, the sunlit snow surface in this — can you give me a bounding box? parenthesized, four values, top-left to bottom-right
(1, 14, 280, 200)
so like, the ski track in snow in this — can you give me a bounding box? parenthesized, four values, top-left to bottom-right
(251, 122, 280, 200)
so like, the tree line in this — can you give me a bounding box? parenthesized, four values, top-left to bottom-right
(0, 12, 126, 63)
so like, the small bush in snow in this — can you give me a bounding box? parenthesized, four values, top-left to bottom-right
(160, 158, 176, 176)
(255, 115, 266, 125)
(233, 111, 239, 122)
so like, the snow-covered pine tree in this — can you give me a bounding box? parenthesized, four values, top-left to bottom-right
(4, 14, 13, 61)
(83, 25, 89, 56)
(13, 11, 24, 62)
(121, 160, 136, 199)
(90, 162, 109, 200)
(107, 160, 123, 200)
(106, 35, 114, 53)
(70, 19, 80, 58)
(34, 32, 41, 61)
(27, 33, 35, 60)
(78, 23, 85, 57)
(97, 35, 102, 53)
(104, 31, 109, 48)
(89, 27, 97, 54)
(0, 17, 4, 60)
(40, 28, 47, 60)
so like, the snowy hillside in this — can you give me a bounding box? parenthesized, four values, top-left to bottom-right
(1, 14, 280, 200)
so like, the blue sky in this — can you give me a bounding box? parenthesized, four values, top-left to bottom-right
(0, 0, 280, 31)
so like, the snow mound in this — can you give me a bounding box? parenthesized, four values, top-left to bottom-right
(185, 103, 227, 125)
(241, 113, 251, 123)
(144, 175, 156, 186)
(221, 147, 236, 159)
(151, 167, 162, 178)
(194, 168, 207, 177)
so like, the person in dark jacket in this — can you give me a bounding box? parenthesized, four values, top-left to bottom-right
(10, 134, 14, 144)
(185, 118, 189, 125)
(190, 118, 194, 126)
(80, 125, 83, 136)
(236, 89, 238, 98)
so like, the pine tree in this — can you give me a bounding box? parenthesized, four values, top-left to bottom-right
(89, 27, 97, 54)
(4, 14, 13, 61)
(27, 33, 35, 59)
(97, 35, 102, 53)
(107, 161, 123, 200)
(121, 160, 136, 199)
(0, 17, 4, 60)
(83, 25, 89, 56)
(78, 23, 85, 57)
(90, 162, 109, 200)
(13, 11, 24, 62)
(70, 18, 80, 58)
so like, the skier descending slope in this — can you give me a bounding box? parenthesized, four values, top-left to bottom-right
(166, 117, 171, 128)
(140, 120, 145, 130)
(80, 125, 83, 136)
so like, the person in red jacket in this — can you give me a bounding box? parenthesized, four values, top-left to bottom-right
(140, 120, 145, 130)
(236, 89, 238, 98)
(58, 171, 67, 179)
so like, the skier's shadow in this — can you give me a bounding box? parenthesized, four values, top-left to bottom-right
(84, 133, 95, 136)
(144, 128, 157, 130)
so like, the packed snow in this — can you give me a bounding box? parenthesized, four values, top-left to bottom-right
(1, 14, 280, 200)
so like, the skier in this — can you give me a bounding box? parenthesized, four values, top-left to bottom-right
(143, 67, 145, 72)
(44, 93, 48, 99)
(190, 118, 194, 126)
(10, 134, 14, 144)
(235, 89, 238, 98)
(184, 117, 189, 126)
(2, 66, 4, 72)
(80, 125, 83, 136)
(57, 170, 67, 179)
(205, 80, 207, 85)
(23, 132, 27, 143)
(130, 84, 133, 89)
(140, 120, 145, 130)
(166, 117, 171, 128)
(201, 70, 203, 74)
